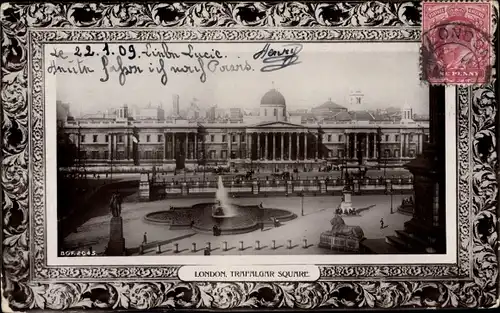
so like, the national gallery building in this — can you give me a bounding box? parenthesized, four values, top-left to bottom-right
(61, 89, 430, 172)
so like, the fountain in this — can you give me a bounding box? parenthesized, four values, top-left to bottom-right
(213, 176, 237, 218)
(145, 176, 297, 235)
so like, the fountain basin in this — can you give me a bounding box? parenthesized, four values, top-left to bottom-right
(144, 202, 296, 235)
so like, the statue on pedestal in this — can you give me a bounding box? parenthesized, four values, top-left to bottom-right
(106, 192, 125, 256)
(109, 193, 122, 217)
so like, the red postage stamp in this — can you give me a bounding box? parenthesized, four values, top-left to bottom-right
(422, 1, 492, 85)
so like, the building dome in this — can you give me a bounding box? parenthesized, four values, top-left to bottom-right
(260, 89, 286, 106)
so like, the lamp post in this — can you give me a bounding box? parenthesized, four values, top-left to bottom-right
(390, 187, 393, 214)
(301, 193, 304, 216)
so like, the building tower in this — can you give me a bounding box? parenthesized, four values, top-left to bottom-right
(400, 103, 413, 124)
(349, 90, 364, 109)
(260, 83, 287, 122)
(173, 94, 180, 116)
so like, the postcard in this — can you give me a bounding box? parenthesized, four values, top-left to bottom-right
(1, 1, 498, 310)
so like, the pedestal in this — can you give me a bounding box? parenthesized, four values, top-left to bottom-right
(139, 173, 150, 202)
(403, 143, 445, 253)
(107, 217, 126, 256)
(339, 189, 353, 212)
(319, 180, 326, 193)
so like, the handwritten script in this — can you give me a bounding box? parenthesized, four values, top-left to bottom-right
(253, 43, 302, 72)
(46, 43, 303, 86)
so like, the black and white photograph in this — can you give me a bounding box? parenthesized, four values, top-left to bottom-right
(55, 42, 443, 257)
(2, 1, 497, 311)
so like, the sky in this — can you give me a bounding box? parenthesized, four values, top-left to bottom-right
(51, 42, 429, 116)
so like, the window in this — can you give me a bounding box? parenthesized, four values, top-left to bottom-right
(92, 135, 98, 143)
(105, 135, 109, 143)
(385, 149, 391, 158)
(104, 151, 109, 159)
(274, 108, 277, 116)
(117, 151, 125, 160)
(81, 135, 85, 143)
(210, 135, 215, 142)
(395, 135, 400, 142)
(241, 134, 245, 142)
(409, 149, 415, 157)
(91, 151, 99, 159)
(409, 134, 413, 142)
(146, 135, 151, 142)
(158, 134, 162, 142)
(222, 135, 227, 142)
(232, 135, 236, 143)
(356, 97, 361, 104)
(328, 151, 332, 157)
(339, 135, 343, 142)
(210, 150, 216, 159)
(338, 150, 344, 158)
(394, 150, 400, 157)
(221, 150, 227, 159)
(145, 151, 152, 159)
(424, 134, 429, 142)
(155, 150, 162, 159)
(385, 135, 389, 142)
(80, 151, 87, 159)
(327, 135, 332, 142)
(118, 135, 123, 143)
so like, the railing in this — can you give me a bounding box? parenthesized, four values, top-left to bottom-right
(150, 176, 413, 189)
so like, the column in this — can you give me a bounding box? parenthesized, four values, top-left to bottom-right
(399, 132, 403, 159)
(296, 133, 300, 160)
(194, 133, 198, 159)
(108, 133, 112, 160)
(257, 133, 261, 159)
(346, 133, 350, 159)
(247, 133, 252, 159)
(237, 132, 241, 159)
(227, 132, 231, 159)
(365, 133, 369, 158)
(185, 133, 189, 159)
(172, 133, 176, 160)
(125, 133, 130, 160)
(163, 133, 167, 160)
(264, 133, 268, 160)
(280, 133, 284, 160)
(288, 133, 292, 160)
(272, 132, 276, 160)
(315, 133, 319, 159)
(304, 133, 308, 159)
(372, 133, 377, 159)
(353, 133, 357, 159)
(419, 133, 423, 154)
(113, 134, 118, 160)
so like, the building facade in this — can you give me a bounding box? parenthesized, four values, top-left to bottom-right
(62, 89, 429, 171)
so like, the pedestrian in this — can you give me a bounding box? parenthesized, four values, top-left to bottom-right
(261, 222, 264, 231)
(380, 218, 384, 229)
(143, 232, 148, 245)
(204, 247, 211, 256)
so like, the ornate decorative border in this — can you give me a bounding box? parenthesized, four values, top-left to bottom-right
(2, 1, 497, 309)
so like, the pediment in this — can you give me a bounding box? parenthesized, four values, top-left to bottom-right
(253, 121, 305, 128)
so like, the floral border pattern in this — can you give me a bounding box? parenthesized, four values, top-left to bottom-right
(1, 1, 497, 310)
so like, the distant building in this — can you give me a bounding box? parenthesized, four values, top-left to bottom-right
(132, 104, 165, 121)
(172, 94, 180, 116)
(311, 98, 348, 118)
(230, 108, 243, 120)
(207, 106, 216, 121)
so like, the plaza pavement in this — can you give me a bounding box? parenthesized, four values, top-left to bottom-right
(64, 194, 411, 256)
